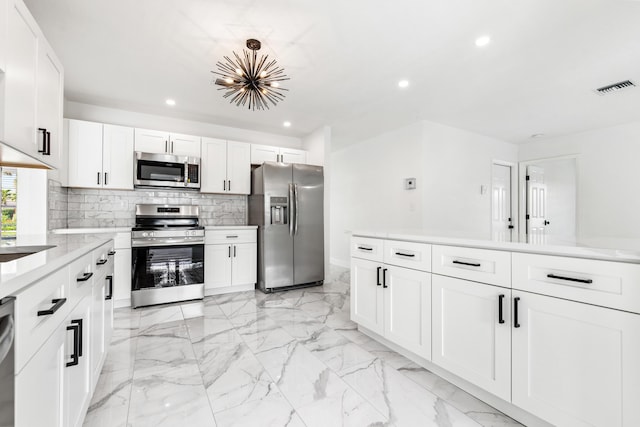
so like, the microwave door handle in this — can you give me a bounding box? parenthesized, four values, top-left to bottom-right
(184, 161, 188, 186)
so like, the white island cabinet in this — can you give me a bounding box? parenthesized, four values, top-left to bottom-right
(350, 231, 640, 427)
(4, 234, 115, 427)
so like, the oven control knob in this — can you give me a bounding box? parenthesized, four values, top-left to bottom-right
(192, 231, 197, 236)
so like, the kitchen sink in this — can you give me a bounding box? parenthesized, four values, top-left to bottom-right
(0, 245, 56, 263)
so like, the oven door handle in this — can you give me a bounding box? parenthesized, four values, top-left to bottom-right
(132, 238, 205, 247)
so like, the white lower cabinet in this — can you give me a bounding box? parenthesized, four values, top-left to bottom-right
(511, 290, 640, 427)
(64, 294, 92, 427)
(432, 275, 511, 401)
(90, 273, 106, 391)
(350, 257, 431, 360)
(204, 229, 257, 294)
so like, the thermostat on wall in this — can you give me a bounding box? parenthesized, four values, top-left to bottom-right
(405, 178, 417, 190)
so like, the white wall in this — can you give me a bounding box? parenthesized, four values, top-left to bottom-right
(302, 126, 331, 275)
(330, 120, 518, 266)
(64, 101, 303, 148)
(518, 121, 640, 239)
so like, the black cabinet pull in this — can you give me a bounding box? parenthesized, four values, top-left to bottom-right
(108, 250, 116, 256)
(498, 294, 505, 324)
(77, 272, 93, 282)
(233, 245, 237, 257)
(376, 266, 382, 286)
(228, 180, 231, 191)
(106, 276, 113, 300)
(72, 318, 84, 357)
(38, 128, 47, 153)
(96, 258, 108, 266)
(97, 172, 101, 185)
(223, 180, 226, 191)
(226, 235, 239, 239)
(546, 274, 593, 284)
(66, 323, 80, 367)
(45, 131, 51, 155)
(452, 260, 481, 267)
(37, 298, 67, 316)
(382, 268, 388, 288)
(104, 172, 108, 186)
(513, 297, 521, 328)
(228, 246, 231, 258)
(395, 252, 415, 258)
(357, 246, 373, 251)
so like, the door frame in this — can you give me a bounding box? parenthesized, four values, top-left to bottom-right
(491, 160, 518, 239)
(518, 154, 579, 242)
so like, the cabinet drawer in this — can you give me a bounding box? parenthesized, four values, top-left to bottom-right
(513, 253, 640, 314)
(68, 252, 94, 306)
(15, 266, 71, 371)
(206, 229, 256, 244)
(93, 241, 114, 277)
(383, 240, 431, 272)
(351, 236, 383, 262)
(433, 245, 511, 287)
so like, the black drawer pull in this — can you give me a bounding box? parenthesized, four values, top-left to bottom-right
(376, 266, 382, 286)
(77, 272, 93, 282)
(108, 250, 116, 256)
(66, 323, 80, 367)
(514, 297, 521, 328)
(96, 258, 108, 266)
(452, 260, 481, 267)
(357, 246, 373, 251)
(38, 298, 67, 316)
(72, 318, 84, 357)
(226, 235, 238, 238)
(382, 268, 388, 288)
(546, 274, 593, 284)
(395, 252, 415, 258)
(498, 294, 505, 324)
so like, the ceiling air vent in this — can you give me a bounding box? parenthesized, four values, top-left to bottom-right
(596, 80, 635, 95)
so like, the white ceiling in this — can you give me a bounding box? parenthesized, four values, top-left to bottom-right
(24, 0, 640, 150)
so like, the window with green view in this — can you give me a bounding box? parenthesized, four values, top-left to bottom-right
(1, 168, 17, 240)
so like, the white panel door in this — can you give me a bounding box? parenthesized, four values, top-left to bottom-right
(491, 163, 512, 242)
(67, 119, 104, 188)
(103, 124, 134, 190)
(65, 295, 92, 427)
(526, 165, 547, 244)
(512, 291, 640, 427)
(35, 40, 64, 169)
(350, 258, 384, 335)
(4, 0, 39, 153)
(205, 244, 232, 289)
(200, 137, 227, 193)
(232, 243, 257, 286)
(227, 141, 251, 194)
(280, 148, 307, 165)
(16, 323, 65, 427)
(134, 128, 169, 154)
(90, 276, 106, 390)
(251, 144, 279, 164)
(384, 266, 431, 360)
(432, 275, 511, 401)
(170, 133, 201, 156)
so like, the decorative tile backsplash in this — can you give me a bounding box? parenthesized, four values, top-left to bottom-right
(47, 179, 247, 230)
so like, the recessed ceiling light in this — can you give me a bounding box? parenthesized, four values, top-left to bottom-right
(283, 121, 291, 127)
(398, 80, 409, 88)
(475, 36, 491, 47)
(165, 99, 176, 106)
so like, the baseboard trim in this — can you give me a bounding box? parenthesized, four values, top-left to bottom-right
(205, 283, 255, 296)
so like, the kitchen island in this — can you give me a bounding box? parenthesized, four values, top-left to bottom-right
(350, 230, 640, 427)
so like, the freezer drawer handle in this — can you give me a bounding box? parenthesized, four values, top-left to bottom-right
(38, 298, 67, 316)
(498, 294, 505, 324)
(76, 272, 93, 282)
(357, 246, 373, 251)
(546, 274, 593, 284)
(395, 252, 415, 258)
(452, 260, 481, 267)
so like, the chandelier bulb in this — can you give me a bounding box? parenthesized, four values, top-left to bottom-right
(225, 78, 234, 84)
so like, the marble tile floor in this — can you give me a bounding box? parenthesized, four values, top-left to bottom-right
(84, 266, 523, 427)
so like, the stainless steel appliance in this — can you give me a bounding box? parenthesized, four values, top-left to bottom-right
(134, 152, 200, 190)
(249, 162, 324, 292)
(131, 205, 204, 307)
(0, 297, 15, 426)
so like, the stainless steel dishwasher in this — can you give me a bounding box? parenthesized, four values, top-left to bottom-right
(0, 297, 15, 427)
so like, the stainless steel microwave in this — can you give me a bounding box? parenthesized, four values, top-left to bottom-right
(134, 152, 200, 189)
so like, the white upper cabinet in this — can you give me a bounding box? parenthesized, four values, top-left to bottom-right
(67, 119, 134, 190)
(201, 137, 250, 195)
(3, 0, 64, 166)
(134, 128, 200, 156)
(0, 0, 7, 71)
(250, 143, 308, 165)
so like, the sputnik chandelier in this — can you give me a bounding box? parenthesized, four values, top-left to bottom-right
(212, 38, 289, 111)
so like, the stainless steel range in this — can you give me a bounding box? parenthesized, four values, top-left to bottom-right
(131, 205, 205, 308)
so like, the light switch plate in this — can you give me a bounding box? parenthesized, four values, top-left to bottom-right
(405, 178, 417, 190)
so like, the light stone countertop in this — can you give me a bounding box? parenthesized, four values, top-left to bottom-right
(0, 233, 115, 298)
(204, 225, 257, 230)
(352, 229, 640, 263)
(51, 227, 132, 234)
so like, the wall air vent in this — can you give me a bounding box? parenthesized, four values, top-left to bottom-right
(596, 80, 635, 95)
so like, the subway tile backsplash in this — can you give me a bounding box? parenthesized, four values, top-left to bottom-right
(47, 179, 247, 230)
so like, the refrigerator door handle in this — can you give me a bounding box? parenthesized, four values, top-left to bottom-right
(288, 183, 295, 236)
(294, 184, 299, 235)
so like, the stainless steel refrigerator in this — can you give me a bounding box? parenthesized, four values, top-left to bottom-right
(249, 162, 324, 292)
